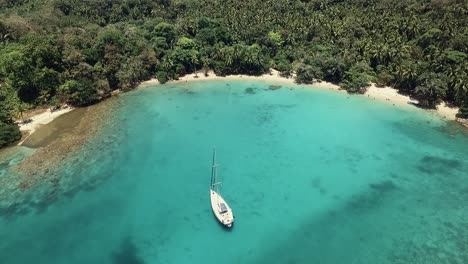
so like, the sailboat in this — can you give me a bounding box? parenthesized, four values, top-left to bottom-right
(210, 148, 234, 228)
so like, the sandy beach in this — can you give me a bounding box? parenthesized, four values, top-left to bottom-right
(19, 69, 461, 143)
(365, 84, 458, 120)
(18, 107, 74, 145)
(140, 69, 460, 121)
(11, 98, 120, 188)
(5, 70, 462, 192)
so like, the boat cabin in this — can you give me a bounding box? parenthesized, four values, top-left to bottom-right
(219, 202, 228, 214)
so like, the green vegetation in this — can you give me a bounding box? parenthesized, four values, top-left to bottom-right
(0, 121, 21, 147)
(0, 0, 467, 146)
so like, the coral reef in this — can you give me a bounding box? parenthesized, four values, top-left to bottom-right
(0, 98, 122, 217)
(245, 87, 256, 94)
(268, 85, 282, 90)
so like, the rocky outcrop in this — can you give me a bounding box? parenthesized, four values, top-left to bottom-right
(456, 118, 468, 128)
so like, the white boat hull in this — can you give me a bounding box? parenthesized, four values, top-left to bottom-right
(210, 190, 234, 228)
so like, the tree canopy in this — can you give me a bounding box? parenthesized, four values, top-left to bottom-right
(0, 0, 467, 146)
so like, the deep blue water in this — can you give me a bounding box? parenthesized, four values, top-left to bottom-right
(0, 80, 467, 264)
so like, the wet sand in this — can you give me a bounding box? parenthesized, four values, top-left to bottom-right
(18, 107, 74, 144)
(11, 98, 120, 190)
(21, 108, 88, 148)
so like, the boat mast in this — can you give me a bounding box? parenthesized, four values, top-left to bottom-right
(211, 147, 218, 190)
(211, 147, 222, 208)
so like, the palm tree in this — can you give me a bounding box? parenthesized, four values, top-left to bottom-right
(191, 53, 199, 77)
(449, 64, 468, 104)
(224, 47, 234, 66)
(201, 56, 210, 76)
(161, 56, 173, 71)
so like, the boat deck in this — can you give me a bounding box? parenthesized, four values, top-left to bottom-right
(210, 190, 234, 227)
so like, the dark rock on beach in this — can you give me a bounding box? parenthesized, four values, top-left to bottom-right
(456, 118, 468, 128)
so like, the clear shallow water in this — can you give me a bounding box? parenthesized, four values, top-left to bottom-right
(1, 80, 467, 264)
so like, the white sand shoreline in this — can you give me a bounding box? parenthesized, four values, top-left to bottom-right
(17, 107, 74, 145)
(140, 69, 460, 121)
(18, 69, 461, 144)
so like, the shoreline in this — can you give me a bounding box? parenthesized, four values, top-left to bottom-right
(0, 98, 121, 215)
(10, 98, 120, 187)
(17, 69, 463, 144)
(140, 69, 460, 121)
(17, 106, 74, 145)
(1, 70, 466, 210)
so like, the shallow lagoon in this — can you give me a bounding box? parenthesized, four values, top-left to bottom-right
(1, 80, 467, 264)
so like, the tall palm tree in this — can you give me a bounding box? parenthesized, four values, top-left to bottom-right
(191, 53, 199, 77)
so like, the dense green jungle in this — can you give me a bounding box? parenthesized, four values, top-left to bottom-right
(0, 0, 467, 147)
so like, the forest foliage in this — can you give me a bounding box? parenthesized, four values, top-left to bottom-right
(0, 0, 467, 145)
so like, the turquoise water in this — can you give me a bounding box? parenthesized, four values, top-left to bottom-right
(1, 80, 467, 264)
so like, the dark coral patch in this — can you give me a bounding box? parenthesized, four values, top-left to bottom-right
(268, 85, 282, 90)
(346, 180, 399, 213)
(369, 180, 397, 192)
(112, 237, 145, 264)
(421, 156, 462, 168)
(183, 89, 195, 95)
(417, 155, 463, 175)
(245, 87, 256, 94)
